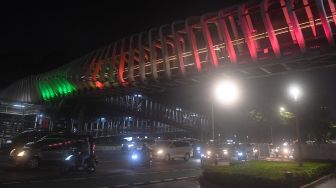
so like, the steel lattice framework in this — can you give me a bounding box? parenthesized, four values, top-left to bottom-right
(1, 0, 336, 102)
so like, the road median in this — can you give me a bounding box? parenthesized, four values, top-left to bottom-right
(202, 160, 335, 188)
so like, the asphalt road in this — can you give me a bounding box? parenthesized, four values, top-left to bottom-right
(0, 150, 202, 188)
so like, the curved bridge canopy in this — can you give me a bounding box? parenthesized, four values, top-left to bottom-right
(2, 0, 336, 103)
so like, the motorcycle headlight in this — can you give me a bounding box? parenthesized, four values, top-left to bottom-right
(253, 149, 258, 153)
(207, 151, 211, 155)
(196, 147, 200, 151)
(17, 151, 26, 157)
(131, 154, 138, 160)
(65, 155, 73, 161)
(223, 150, 228, 155)
(283, 148, 289, 154)
(157, 149, 163, 155)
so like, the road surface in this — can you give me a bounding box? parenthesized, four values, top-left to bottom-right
(0, 150, 202, 188)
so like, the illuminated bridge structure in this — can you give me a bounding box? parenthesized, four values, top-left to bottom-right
(1, 0, 336, 102)
(72, 95, 209, 138)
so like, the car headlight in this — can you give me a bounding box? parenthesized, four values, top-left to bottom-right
(223, 150, 228, 155)
(207, 151, 211, 155)
(157, 149, 163, 155)
(253, 149, 258, 153)
(238, 152, 243, 156)
(17, 151, 26, 157)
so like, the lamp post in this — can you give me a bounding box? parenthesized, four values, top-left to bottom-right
(288, 84, 303, 166)
(211, 80, 240, 141)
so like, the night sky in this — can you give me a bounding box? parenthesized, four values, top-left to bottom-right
(0, 0, 245, 90)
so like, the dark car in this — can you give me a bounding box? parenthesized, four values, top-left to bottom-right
(9, 130, 52, 150)
(9, 134, 94, 169)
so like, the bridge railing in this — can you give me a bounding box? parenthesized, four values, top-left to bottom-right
(105, 95, 209, 132)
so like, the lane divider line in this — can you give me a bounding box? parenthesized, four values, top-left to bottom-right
(114, 184, 128, 187)
(176, 177, 188, 180)
(149, 180, 161, 183)
(133, 182, 145, 185)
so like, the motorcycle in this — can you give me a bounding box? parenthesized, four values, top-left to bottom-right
(129, 149, 152, 168)
(200, 149, 218, 166)
(60, 149, 98, 175)
(236, 150, 247, 161)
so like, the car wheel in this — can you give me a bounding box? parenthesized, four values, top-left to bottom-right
(27, 157, 39, 169)
(184, 153, 190, 161)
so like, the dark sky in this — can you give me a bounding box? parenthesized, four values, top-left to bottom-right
(0, 0, 245, 90)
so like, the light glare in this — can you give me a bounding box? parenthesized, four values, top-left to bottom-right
(289, 85, 302, 101)
(214, 80, 240, 105)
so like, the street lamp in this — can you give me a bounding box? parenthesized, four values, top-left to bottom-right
(211, 80, 240, 141)
(280, 106, 285, 112)
(288, 84, 303, 166)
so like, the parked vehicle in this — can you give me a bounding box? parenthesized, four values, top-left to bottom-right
(153, 140, 193, 161)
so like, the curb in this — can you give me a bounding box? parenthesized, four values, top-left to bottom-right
(111, 175, 198, 188)
(300, 173, 336, 188)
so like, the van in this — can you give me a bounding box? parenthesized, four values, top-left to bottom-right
(153, 140, 193, 161)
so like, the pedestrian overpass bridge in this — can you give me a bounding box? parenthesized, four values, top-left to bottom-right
(1, 0, 336, 103)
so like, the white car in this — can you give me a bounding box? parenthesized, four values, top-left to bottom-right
(153, 140, 193, 161)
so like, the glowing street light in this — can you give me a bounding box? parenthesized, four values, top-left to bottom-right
(214, 80, 240, 105)
(289, 85, 302, 101)
(211, 80, 240, 140)
(288, 84, 303, 166)
(280, 106, 285, 112)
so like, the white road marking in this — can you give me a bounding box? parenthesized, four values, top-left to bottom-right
(133, 182, 145, 185)
(114, 184, 128, 188)
(149, 180, 161, 183)
(176, 177, 188, 180)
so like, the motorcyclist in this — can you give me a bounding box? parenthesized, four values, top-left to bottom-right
(140, 142, 152, 165)
(78, 136, 94, 169)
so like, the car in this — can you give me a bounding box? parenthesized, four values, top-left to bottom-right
(9, 130, 52, 150)
(9, 134, 94, 169)
(152, 140, 193, 161)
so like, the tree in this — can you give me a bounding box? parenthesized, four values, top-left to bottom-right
(279, 109, 294, 125)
